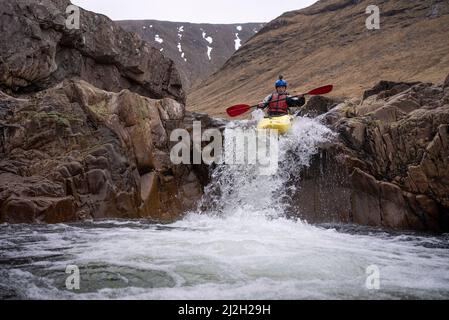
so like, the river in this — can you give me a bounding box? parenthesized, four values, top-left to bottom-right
(1, 116, 449, 299)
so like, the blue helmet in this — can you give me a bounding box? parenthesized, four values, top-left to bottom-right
(275, 75, 288, 88)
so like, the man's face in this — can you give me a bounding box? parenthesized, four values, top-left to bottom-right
(277, 86, 287, 94)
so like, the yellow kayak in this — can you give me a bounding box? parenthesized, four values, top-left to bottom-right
(257, 115, 293, 134)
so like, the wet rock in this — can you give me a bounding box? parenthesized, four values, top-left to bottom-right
(0, 0, 209, 224)
(350, 168, 382, 227)
(337, 118, 366, 150)
(0, 80, 203, 223)
(296, 78, 449, 232)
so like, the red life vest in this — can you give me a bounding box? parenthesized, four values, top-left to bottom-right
(268, 93, 289, 114)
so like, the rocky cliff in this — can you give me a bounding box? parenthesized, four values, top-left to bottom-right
(0, 0, 208, 223)
(117, 20, 265, 90)
(188, 0, 449, 116)
(0, 0, 184, 102)
(292, 74, 449, 232)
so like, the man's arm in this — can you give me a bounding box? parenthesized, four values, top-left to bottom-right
(258, 94, 273, 109)
(287, 95, 306, 108)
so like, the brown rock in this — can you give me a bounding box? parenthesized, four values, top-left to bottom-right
(295, 78, 449, 232)
(0, 79, 204, 224)
(160, 99, 185, 121)
(350, 169, 382, 227)
(379, 182, 416, 230)
(34, 196, 77, 224)
(406, 166, 429, 194)
(299, 96, 338, 117)
(0, 198, 37, 223)
(87, 169, 107, 195)
(139, 172, 161, 218)
(0, 0, 184, 103)
(337, 119, 366, 150)
(362, 81, 417, 101)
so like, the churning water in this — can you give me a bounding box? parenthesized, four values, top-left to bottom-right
(1, 116, 449, 300)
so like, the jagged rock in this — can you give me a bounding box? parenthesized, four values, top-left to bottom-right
(0, 0, 184, 102)
(350, 168, 382, 227)
(0, 80, 203, 223)
(299, 95, 339, 117)
(0, 173, 77, 223)
(321, 100, 358, 126)
(296, 77, 449, 232)
(337, 118, 367, 150)
(362, 81, 418, 100)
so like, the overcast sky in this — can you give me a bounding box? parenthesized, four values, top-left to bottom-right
(71, 0, 317, 23)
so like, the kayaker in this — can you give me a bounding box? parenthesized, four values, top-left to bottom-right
(258, 76, 305, 117)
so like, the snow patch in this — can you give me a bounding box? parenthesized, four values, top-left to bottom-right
(176, 25, 187, 62)
(176, 26, 187, 61)
(201, 30, 214, 60)
(207, 46, 213, 60)
(236, 25, 242, 31)
(155, 35, 163, 44)
(177, 43, 187, 62)
(234, 33, 241, 51)
(202, 32, 213, 44)
(177, 26, 184, 40)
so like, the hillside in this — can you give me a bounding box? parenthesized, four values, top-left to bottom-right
(188, 0, 449, 116)
(117, 20, 265, 90)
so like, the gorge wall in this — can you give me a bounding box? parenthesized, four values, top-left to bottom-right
(0, 0, 209, 223)
(292, 75, 449, 232)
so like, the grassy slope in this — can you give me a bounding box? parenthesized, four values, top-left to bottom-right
(188, 0, 449, 117)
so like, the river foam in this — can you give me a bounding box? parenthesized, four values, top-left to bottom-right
(1, 116, 448, 299)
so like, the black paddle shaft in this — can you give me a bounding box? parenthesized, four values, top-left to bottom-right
(251, 93, 305, 109)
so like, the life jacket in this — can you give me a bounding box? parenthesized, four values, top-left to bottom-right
(268, 93, 289, 115)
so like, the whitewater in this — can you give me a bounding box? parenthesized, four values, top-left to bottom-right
(1, 115, 449, 300)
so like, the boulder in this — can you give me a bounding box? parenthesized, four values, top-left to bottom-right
(299, 95, 339, 117)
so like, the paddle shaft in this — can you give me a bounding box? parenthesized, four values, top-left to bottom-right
(249, 93, 306, 111)
(226, 85, 334, 117)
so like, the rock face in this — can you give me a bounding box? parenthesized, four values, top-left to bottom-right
(0, 80, 202, 223)
(0, 0, 184, 102)
(292, 75, 449, 232)
(0, 0, 207, 223)
(118, 20, 265, 90)
(188, 0, 449, 116)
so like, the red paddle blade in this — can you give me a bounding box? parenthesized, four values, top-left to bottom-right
(226, 104, 251, 117)
(307, 85, 333, 96)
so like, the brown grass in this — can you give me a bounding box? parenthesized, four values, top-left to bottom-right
(188, 0, 449, 117)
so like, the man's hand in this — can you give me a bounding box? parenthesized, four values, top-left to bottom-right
(258, 102, 266, 109)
